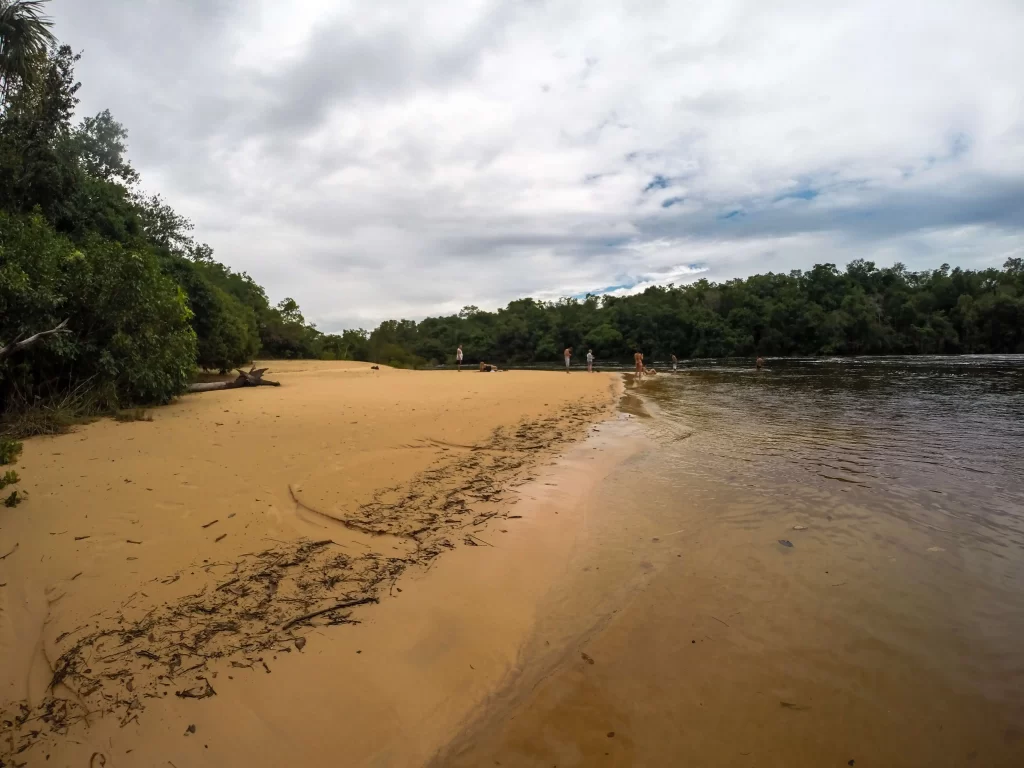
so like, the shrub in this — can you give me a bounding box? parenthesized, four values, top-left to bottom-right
(160, 255, 260, 372)
(0, 437, 22, 465)
(0, 211, 197, 409)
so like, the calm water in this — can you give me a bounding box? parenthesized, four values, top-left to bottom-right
(444, 356, 1024, 767)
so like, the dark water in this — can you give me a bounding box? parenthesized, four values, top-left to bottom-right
(445, 356, 1024, 767)
(650, 355, 1024, 557)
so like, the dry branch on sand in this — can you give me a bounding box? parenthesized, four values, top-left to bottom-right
(187, 366, 281, 393)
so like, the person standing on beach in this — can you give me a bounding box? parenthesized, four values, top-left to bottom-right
(587, 349, 594, 372)
(456, 345, 463, 371)
(634, 350, 644, 378)
(671, 354, 678, 372)
(564, 347, 573, 373)
(756, 356, 765, 370)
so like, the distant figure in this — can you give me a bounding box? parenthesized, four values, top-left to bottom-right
(644, 366, 658, 376)
(756, 356, 765, 370)
(634, 350, 644, 378)
(671, 354, 678, 372)
(456, 345, 463, 371)
(479, 361, 495, 372)
(564, 346, 573, 373)
(587, 349, 594, 373)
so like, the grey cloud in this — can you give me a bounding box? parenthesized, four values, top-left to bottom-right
(46, 0, 1024, 329)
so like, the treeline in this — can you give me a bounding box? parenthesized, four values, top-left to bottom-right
(0, 8, 357, 421)
(369, 258, 1024, 367)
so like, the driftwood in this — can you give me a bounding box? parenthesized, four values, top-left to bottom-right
(188, 366, 281, 393)
(280, 597, 379, 631)
(0, 319, 71, 362)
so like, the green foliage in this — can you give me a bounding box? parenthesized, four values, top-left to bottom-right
(350, 260, 1024, 365)
(4, 489, 22, 506)
(0, 468, 18, 488)
(0, 435, 22, 464)
(0, 211, 197, 407)
(70, 108, 138, 185)
(160, 255, 259, 372)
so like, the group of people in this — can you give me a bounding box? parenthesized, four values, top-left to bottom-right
(454, 344, 766, 374)
(560, 347, 596, 373)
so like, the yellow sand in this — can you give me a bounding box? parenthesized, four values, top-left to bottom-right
(0, 361, 622, 766)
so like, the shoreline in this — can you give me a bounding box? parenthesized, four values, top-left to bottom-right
(0, 361, 629, 766)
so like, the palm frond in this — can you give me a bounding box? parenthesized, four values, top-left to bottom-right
(0, 0, 57, 92)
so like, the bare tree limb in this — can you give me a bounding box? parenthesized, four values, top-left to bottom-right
(187, 366, 281, 393)
(0, 319, 71, 362)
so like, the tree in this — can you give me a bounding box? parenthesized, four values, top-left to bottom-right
(0, 43, 81, 223)
(72, 109, 139, 185)
(0, 0, 56, 107)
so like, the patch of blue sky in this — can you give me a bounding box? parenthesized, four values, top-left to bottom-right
(572, 281, 637, 299)
(643, 175, 671, 192)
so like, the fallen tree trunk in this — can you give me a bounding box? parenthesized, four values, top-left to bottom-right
(0, 319, 71, 362)
(188, 366, 281, 393)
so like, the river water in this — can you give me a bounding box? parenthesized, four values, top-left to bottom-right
(440, 356, 1024, 767)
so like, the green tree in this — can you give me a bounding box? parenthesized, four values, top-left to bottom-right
(0, 0, 55, 106)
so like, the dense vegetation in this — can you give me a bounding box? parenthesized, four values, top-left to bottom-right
(383, 259, 1024, 366)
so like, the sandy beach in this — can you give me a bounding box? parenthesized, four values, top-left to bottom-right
(0, 362, 624, 766)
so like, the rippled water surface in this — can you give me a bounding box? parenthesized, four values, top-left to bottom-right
(445, 356, 1024, 767)
(652, 356, 1024, 559)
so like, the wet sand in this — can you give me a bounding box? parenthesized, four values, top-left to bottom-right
(0, 361, 622, 766)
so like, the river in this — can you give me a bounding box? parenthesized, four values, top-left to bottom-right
(438, 356, 1024, 767)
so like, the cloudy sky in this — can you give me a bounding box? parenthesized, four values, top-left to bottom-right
(50, 0, 1024, 331)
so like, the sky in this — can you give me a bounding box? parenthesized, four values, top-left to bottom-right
(49, 0, 1024, 332)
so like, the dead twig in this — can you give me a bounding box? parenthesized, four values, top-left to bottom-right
(280, 597, 379, 631)
(0, 319, 71, 361)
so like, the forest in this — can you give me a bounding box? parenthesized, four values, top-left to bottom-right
(2, 0, 1023, 433)
(386, 257, 1024, 368)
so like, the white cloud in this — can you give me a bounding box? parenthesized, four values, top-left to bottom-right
(51, 0, 1024, 330)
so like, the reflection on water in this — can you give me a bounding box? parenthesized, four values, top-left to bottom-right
(442, 356, 1024, 768)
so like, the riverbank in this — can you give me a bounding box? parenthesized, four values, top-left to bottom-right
(0, 361, 623, 766)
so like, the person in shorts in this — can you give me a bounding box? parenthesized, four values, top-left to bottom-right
(456, 345, 463, 371)
(564, 347, 573, 373)
(587, 349, 594, 372)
